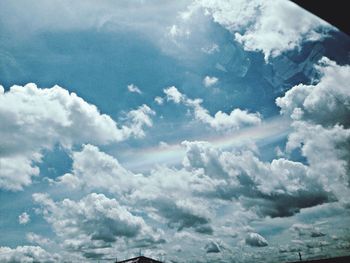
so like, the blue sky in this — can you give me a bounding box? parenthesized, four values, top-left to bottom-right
(0, 0, 350, 262)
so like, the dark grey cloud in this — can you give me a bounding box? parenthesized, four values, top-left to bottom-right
(154, 198, 211, 233)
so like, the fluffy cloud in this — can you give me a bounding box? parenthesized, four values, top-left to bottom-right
(276, 58, 350, 127)
(57, 144, 136, 194)
(189, 0, 332, 61)
(57, 144, 215, 234)
(0, 155, 40, 191)
(32, 192, 161, 255)
(164, 86, 261, 131)
(127, 84, 142, 94)
(0, 246, 60, 263)
(245, 233, 268, 247)
(0, 83, 154, 191)
(26, 233, 53, 247)
(154, 96, 164, 105)
(276, 58, 350, 203)
(182, 140, 330, 217)
(18, 212, 30, 225)
(203, 76, 218, 87)
(122, 104, 155, 138)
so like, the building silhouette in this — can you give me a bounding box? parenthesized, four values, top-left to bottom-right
(115, 256, 162, 263)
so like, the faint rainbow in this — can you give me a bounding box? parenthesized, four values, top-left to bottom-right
(122, 116, 291, 171)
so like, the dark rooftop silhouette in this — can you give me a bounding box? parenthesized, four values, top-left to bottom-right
(115, 256, 162, 263)
(287, 255, 350, 263)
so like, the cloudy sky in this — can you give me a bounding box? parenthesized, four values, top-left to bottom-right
(0, 0, 350, 262)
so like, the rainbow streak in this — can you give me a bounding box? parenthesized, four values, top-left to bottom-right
(122, 116, 292, 172)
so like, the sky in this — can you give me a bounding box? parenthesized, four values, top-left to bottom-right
(0, 0, 350, 262)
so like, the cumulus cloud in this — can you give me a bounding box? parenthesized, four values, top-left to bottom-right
(153, 198, 213, 233)
(122, 104, 155, 138)
(0, 156, 40, 191)
(164, 86, 184, 104)
(245, 232, 268, 247)
(127, 84, 142, 94)
(182, 140, 331, 217)
(188, 0, 332, 61)
(26, 233, 53, 247)
(203, 76, 218, 87)
(276, 58, 350, 203)
(276, 58, 350, 127)
(0, 246, 60, 262)
(60, 137, 332, 232)
(163, 86, 261, 131)
(57, 144, 136, 193)
(154, 96, 164, 105)
(0, 83, 155, 191)
(57, 144, 215, 233)
(18, 212, 30, 225)
(33, 192, 161, 255)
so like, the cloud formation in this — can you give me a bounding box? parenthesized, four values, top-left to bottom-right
(18, 212, 30, 225)
(188, 0, 332, 60)
(245, 233, 268, 247)
(0, 83, 154, 191)
(164, 86, 261, 131)
(0, 246, 60, 262)
(33, 192, 161, 254)
(127, 84, 142, 94)
(203, 76, 218, 87)
(183, 140, 331, 217)
(276, 58, 350, 203)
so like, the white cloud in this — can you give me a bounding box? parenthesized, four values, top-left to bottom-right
(203, 76, 218, 87)
(0, 246, 60, 262)
(26, 233, 53, 247)
(33, 192, 161, 253)
(154, 96, 164, 105)
(163, 86, 261, 131)
(187, 0, 332, 61)
(0, 83, 155, 191)
(122, 104, 155, 138)
(164, 86, 184, 104)
(276, 58, 350, 204)
(18, 212, 30, 225)
(127, 84, 142, 94)
(245, 232, 268, 247)
(57, 144, 216, 234)
(0, 156, 40, 191)
(276, 58, 350, 127)
(57, 144, 136, 194)
(182, 140, 329, 217)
